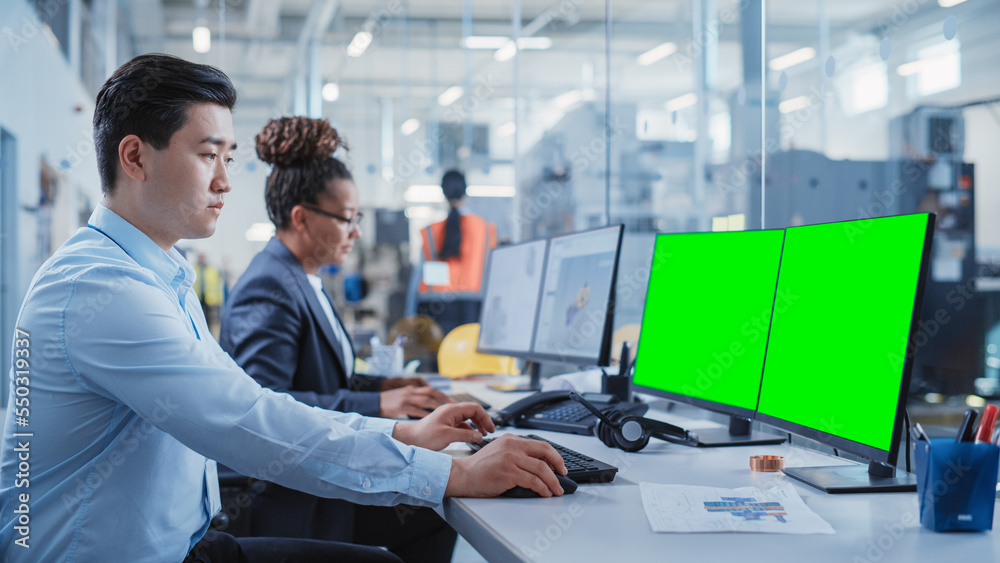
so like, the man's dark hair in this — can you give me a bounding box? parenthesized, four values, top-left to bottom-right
(93, 53, 237, 195)
(256, 116, 352, 230)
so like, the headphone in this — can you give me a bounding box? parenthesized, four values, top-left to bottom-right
(568, 392, 700, 452)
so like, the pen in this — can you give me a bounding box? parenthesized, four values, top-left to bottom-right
(956, 408, 978, 442)
(974, 404, 998, 444)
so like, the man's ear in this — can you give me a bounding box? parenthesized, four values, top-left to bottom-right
(118, 134, 147, 182)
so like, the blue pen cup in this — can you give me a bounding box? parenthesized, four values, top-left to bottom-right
(914, 438, 999, 532)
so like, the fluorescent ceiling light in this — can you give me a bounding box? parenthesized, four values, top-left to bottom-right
(711, 217, 729, 232)
(346, 31, 373, 57)
(437, 86, 464, 106)
(192, 26, 211, 53)
(637, 42, 677, 66)
(467, 185, 516, 198)
(400, 118, 420, 136)
(769, 47, 816, 71)
(518, 37, 552, 50)
(464, 36, 552, 50)
(938, 0, 967, 6)
(727, 214, 746, 231)
(321, 83, 340, 102)
(494, 41, 518, 62)
(497, 121, 516, 137)
(553, 89, 584, 108)
(779, 96, 811, 113)
(463, 36, 508, 49)
(897, 55, 949, 76)
(665, 93, 697, 112)
(404, 185, 445, 203)
(245, 223, 275, 242)
(404, 206, 435, 219)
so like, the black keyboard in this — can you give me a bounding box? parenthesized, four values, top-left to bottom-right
(468, 434, 618, 484)
(451, 392, 491, 410)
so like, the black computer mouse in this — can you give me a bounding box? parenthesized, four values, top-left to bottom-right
(500, 474, 578, 498)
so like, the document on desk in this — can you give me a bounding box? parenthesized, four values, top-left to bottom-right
(640, 482, 835, 534)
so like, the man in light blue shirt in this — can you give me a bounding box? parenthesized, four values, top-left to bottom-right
(0, 54, 567, 563)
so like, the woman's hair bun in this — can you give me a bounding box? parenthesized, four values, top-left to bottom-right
(255, 116, 347, 167)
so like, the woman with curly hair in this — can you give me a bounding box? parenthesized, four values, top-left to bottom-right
(219, 116, 457, 562)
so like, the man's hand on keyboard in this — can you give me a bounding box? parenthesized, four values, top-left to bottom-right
(444, 434, 569, 498)
(392, 402, 493, 450)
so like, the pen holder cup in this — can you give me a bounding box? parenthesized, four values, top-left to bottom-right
(369, 344, 404, 376)
(914, 438, 999, 532)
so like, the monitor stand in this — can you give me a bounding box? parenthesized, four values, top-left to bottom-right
(693, 416, 786, 447)
(781, 460, 917, 494)
(488, 362, 542, 392)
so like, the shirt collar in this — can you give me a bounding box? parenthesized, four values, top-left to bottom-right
(87, 204, 196, 297)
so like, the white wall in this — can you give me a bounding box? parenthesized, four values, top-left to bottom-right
(0, 0, 101, 306)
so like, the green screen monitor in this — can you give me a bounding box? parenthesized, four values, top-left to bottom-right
(755, 213, 935, 493)
(631, 229, 787, 447)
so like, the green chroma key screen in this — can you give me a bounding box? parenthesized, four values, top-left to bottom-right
(756, 214, 931, 452)
(632, 230, 785, 414)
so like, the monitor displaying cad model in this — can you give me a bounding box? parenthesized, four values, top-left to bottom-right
(531, 225, 623, 365)
(477, 239, 548, 356)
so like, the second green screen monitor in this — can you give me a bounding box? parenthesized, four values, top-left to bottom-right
(632, 229, 785, 417)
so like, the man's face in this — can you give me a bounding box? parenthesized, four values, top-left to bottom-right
(143, 103, 236, 246)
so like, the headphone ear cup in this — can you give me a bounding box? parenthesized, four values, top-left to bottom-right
(612, 416, 649, 452)
(595, 411, 650, 452)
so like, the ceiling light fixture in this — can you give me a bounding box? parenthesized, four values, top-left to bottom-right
(437, 86, 464, 106)
(769, 47, 817, 71)
(637, 42, 677, 66)
(192, 26, 211, 53)
(321, 83, 340, 102)
(404, 185, 446, 203)
(346, 31, 373, 57)
(400, 118, 420, 136)
(494, 41, 518, 62)
(467, 185, 516, 197)
(779, 96, 811, 113)
(665, 93, 697, 112)
(497, 121, 516, 137)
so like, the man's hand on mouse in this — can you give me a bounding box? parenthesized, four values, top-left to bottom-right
(443, 434, 568, 498)
(379, 384, 452, 419)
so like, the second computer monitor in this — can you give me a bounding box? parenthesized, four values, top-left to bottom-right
(756, 213, 934, 493)
(630, 229, 785, 446)
(477, 239, 548, 357)
(531, 225, 624, 366)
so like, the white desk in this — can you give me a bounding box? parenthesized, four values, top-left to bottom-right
(439, 380, 1000, 563)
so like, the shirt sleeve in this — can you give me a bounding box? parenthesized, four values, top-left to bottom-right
(63, 267, 451, 506)
(220, 268, 382, 416)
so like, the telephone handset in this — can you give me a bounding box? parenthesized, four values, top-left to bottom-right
(497, 390, 575, 426)
(496, 390, 646, 435)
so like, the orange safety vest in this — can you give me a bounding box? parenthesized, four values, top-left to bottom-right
(419, 213, 496, 294)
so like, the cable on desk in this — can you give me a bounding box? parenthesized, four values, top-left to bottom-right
(903, 409, 912, 473)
